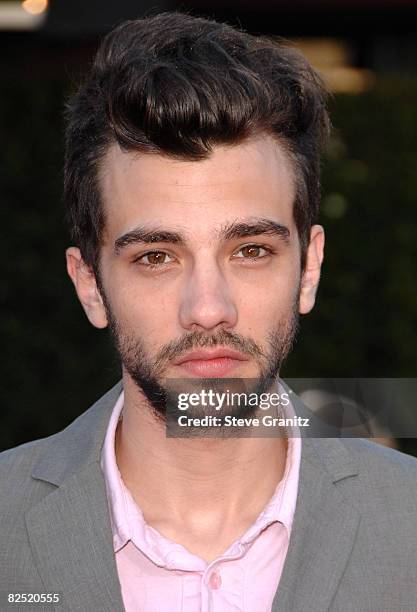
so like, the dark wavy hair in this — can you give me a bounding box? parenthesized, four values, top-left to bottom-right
(64, 11, 330, 272)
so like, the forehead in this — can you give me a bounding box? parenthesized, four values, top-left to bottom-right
(99, 135, 297, 240)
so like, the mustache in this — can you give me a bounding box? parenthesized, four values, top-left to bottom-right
(153, 328, 267, 372)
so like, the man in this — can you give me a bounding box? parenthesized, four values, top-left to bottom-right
(1, 11, 417, 612)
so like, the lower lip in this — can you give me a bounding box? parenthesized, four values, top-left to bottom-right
(176, 357, 246, 377)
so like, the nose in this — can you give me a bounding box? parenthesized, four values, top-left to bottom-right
(178, 257, 238, 332)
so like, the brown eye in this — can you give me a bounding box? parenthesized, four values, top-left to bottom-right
(147, 252, 166, 265)
(137, 251, 172, 266)
(235, 245, 270, 259)
(241, 245, 261, 258)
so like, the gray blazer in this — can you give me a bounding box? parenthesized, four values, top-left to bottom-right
(1, 381, 417, 611)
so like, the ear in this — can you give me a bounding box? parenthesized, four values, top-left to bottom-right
(299, 225, 325, 315)
(66, 247, 108, 329)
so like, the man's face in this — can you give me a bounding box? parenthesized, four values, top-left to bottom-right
(67, 135, 324, 420)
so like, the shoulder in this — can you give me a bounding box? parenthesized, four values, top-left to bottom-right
(339, 437, 417, 481)
(0, 380, 122, 479)
(0, 436, 58, 514)
(0, 435, 50, 470)
(0, 435, 50, 482)
(309, 435, 417, 478)
(315, 437, 417, 513)
(0, 381, 122, 510)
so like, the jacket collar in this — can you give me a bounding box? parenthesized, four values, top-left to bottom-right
(31, 381, 123, 486)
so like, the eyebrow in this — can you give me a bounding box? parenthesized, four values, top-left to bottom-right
(114, 218, 291, 255)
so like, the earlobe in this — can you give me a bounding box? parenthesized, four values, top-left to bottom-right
(65, 247, 108, 329)
(299, 225, 325, 315)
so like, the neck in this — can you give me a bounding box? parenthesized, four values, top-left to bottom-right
(115, 375, 288, 558)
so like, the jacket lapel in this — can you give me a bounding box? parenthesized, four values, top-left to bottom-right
(26, 382, 125, 611)
(25, 462, 125, 611)
(271, 436, 361, 612)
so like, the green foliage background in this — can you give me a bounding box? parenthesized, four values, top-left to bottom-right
(1, 70, 416, 454)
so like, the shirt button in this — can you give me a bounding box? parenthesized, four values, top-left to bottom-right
(208, 570, 222, 590)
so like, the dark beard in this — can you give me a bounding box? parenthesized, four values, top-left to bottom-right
(102, 290, 300, 425)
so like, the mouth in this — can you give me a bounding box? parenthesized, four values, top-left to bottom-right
(172, 348, 249, 378)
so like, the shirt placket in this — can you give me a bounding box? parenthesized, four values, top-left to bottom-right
(200, 544, 246, 612)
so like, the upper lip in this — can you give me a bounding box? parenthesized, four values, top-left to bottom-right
(173, 348, 249, 365)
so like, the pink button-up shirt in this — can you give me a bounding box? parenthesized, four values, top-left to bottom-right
(101, 391, 301, 611)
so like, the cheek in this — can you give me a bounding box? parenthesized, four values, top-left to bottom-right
(235, 264, 300, 319)
(239, 296, 288, 336)
(111, 282, 180, 342)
